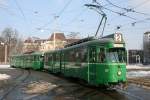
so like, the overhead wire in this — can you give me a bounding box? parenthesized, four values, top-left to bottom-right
(89, 7, 107, 37)
(13, 0, 35, 35)
(87, 3, 137, 20)
(133, 0, 150, 9)
(40, 0, 73, 29)
(13, 0, 27, 21)
(64, 8, 87, 26)
(61, 0, 91, 28)
(123, 17, 150, 26)
(102, 6, 136, 20)
(39, 0, 150, 35)
(105, 0, 150, 16)
(58, 0, 73, 17)
(83, 0, 150, 35)
(0, 6, 14, 15)
(83, 1, 137, 37)
(98, 0, 150, 30)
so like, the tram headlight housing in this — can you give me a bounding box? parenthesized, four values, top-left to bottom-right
(118, 71, 121, 76)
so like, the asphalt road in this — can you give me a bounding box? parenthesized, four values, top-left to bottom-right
(0, 66, 150, 100)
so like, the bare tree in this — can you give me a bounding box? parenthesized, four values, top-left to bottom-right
(0, 27, 23, 62)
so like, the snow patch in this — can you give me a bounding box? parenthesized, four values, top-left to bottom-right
(127, 65, 150, 70)
(0, 74, 10, 80)
(127, 71, 150, 78)
(0, 65, 10, 69)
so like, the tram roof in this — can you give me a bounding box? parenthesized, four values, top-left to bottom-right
(31, 52, 43, 55)
(63, 38, 115, 50)
(11, 51, 43, 57)
(45, 37, 124, 54)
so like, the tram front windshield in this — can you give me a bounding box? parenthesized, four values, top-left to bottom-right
(106, 48, 126, 63)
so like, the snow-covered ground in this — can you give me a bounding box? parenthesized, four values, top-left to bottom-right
(127, 71, 150, 78)
(0, 64, 10, 69)
(0, 65, 11, 80)
(0, 74, 11, 80)
(126, 65, 150, 78)
(127, 64, 150, 70)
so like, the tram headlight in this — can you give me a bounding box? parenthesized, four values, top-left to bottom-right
(118, 71, 121, 76)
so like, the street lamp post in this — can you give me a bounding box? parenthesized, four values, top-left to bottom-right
(53, 15, 59, 50)
(4, 44, 8, 64)
(54, 32, 56, 50)
(0, 42, 8, 64)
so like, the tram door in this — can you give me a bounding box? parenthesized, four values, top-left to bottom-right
(89, 46, 97, 83)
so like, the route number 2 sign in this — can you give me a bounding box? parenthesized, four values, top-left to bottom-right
(114, 33, 122, 42)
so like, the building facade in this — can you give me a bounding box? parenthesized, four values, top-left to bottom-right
(40, 33, 67, 52)
(23, 33, 78, 53)
(23, 37, 41, 53)
(128, 50, 143, 64)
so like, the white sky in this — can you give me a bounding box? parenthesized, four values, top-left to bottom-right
(0, 0, 150, 49)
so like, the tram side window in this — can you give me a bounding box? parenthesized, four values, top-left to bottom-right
(28, 56, 30, 61)
(39, 55, 43, 62)
(53, 53, 56, 62)
(27, 56, 30, 61)
(98, 48, 105, 63)
(21, 56, 23, 61)
(34, 56, 38, 61)
(46, 54, 49, 62)
(56, 53, 60, 62)
(36, 56, 39, 61)
(80, 47, 87, 62)
(108, 48, 126, 63)
(34, 56, 36, 61)
(118, 49, 126, 63)
(67, 47, 87, 63)
(48, 54, 52, 62)
(29, 56, 31, 61)
(37, 56, 40, 61)
(71, 50, 75, 62)
(89, 47, 97, 62)
(44, 54, 48, 63)
(25, 56, 27, 61)
(22, 56, 24, 61)
(74, 47, 87, 63)
(45, 54, 47, 62)
(27, 56, 29, 61)
(67, 50, 75, 62)
(30, 56, 32, 61)
(75, 50, 79, 62)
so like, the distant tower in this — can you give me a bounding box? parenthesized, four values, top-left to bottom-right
(143, 32, 150, 64)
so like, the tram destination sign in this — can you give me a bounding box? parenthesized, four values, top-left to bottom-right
(114, 44, 124, 47)
(114, 33, 122, 43)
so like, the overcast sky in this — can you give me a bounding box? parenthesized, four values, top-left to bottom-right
(0, 0, 150, 49)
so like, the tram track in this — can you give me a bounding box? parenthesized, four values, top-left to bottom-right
(128, 78, 150, 89)
(0, 69, 31, 100)
(51, 75, 144, 100)
(11, 69, 24, 81)
(0, 67, 148, 100)
(83, 86, 144, 100)
(58, 77, 144, 100)
(112, 86, 143, 100)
